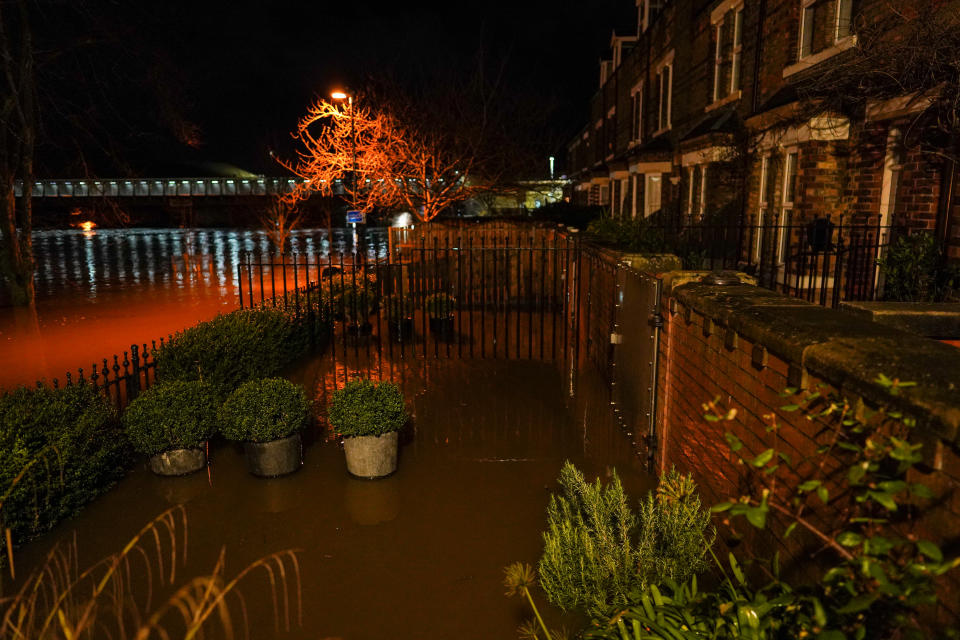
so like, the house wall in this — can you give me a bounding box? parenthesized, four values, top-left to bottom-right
(566, 0, 957, 257)
(656, 276, 960, 625)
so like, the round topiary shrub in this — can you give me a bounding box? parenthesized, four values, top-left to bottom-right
(219, 378, 310, 443)
(328, 379, 408, 438)
(122, 380, 219, 455)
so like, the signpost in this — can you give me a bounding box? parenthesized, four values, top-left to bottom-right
(346, 210, 366, 225)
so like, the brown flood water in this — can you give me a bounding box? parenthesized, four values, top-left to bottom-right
(0, 227, 386, 389)
(9, 356, 653, 639)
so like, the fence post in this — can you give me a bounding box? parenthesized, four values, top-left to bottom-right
(127, 345, 141, 402)
(237, 251, 245, 309)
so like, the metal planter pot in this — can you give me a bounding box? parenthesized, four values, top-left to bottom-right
(243, 432, 302, 477)
(343, 431, 398, 479)
(149, 447, 206, 476)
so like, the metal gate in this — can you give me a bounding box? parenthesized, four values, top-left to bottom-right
(579, 247, 663, 468)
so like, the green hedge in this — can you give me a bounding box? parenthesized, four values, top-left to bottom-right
(219, 378, 310, 442)
(122, 380, 219, 455)
(328, 379, 408, 437)
(0, 384, 129, 559)
(154, 305, 328, 394)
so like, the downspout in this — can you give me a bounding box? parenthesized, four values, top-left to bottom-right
(741, 0, 769, 262)
(935, 157, 956, 260)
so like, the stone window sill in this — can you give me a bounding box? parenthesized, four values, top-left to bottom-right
(783, 35, 857, 78)
(705, 90, 742, 112)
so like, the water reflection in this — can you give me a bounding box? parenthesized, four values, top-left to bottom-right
(30, 227, 389, 302)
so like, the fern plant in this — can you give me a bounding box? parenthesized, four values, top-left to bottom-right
(538, 462, 713, 619)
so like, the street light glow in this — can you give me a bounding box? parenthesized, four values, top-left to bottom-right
(331, 91, 348, 100)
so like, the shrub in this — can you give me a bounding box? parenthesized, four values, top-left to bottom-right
(123, 380, 219, 455)
(219, 378, 310, 442)
(327, 379, 408, 438)
(425, 292, 455, 318)
(585, 378, 960, 639)
(538, 462, 713, 619)
(0, 384, 128, 559)
(879, 231, 959, 302)
(154, 306, 314, 394)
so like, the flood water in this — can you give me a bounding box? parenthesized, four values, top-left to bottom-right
(9, 356, 653, 639)
(0, 227, 387, 389)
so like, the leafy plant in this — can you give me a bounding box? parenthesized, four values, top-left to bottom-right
(327, 378, 408, 438)
(585, 377, 960, 639)
(122, 380, 219, 455)
(879, 231, 960, 302)
(154, 305, 323, 395)
(538, 463, 713, 619)
(504, 562, 566, 640)
(425, 292, 456, 318)
(335, 278, 380, 321)
(219, 378, 310, 442)
(0, 384, 128, 565)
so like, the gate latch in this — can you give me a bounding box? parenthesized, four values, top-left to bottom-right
(610, 332, 623, 345)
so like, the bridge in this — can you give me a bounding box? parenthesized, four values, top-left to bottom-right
(13, 176, 346, 199)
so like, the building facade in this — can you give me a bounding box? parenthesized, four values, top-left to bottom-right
(566, 0, 960, 266)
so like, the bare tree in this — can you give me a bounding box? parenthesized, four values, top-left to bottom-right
(259, 198, 305, 252)
(279, 95, 496, 223)
(0, 0, 37, 306)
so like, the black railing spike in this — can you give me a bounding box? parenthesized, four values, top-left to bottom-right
(113, 355, 121, 376)
(122, 352, 130, 373)
(53, 378, 59, 389)
(77, 367, 85, 384)
(65, 372, 73, 386)
(36, 380, 43, 389)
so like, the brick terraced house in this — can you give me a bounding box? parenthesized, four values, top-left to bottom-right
(567, 0, 960, 302)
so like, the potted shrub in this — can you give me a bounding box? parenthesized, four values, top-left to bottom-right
(425, 292, 455, 337)
(123, 380, 218, 476)
(385, 294, 415, 342)
(219, 378, 310, 477)
(328, 379, 408, 479)
(336, 278, 379, 336)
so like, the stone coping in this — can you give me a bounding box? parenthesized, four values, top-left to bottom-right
(668, 278, 960, 446)
(840, 301, 960, 339)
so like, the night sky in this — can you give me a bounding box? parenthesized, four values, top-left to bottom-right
(31, 0, 639, 178)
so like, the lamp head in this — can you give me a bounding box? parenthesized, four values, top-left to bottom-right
(331, 90, 348, 100)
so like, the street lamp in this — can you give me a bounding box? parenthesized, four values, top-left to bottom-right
(332, 89, 359, 254)
(330, 90, 357, 201)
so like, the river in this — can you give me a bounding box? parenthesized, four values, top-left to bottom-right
(0, 227, 388, 390)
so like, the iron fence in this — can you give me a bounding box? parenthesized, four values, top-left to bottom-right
(633, 216, 906, 306)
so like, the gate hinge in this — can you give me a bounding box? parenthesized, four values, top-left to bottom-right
(648, 312, 664, 329)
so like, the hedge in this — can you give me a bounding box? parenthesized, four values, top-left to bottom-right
(0, 384, 129, 562)
(154, 304, 328, 394)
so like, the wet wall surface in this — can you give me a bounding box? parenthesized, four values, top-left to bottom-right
(10, 357, 653, 639)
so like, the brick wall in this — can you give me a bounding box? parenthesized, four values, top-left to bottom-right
(655, 278, 960, 623)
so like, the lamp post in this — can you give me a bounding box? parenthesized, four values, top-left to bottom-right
(332, 90, 359, 255)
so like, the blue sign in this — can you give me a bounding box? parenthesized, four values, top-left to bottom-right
(346, 210, 366, 224)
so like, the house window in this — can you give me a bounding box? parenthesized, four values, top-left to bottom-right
(644, 173, 662, 217)
(641, 0, 667, 32)
(686, 165, 709, 220)
(712, 5, 744, 103)
(631, 174, 642, 218)
(755, 155, 774, 262)
(777, 151, 799, 263)
(800, 0, 855, 59)
(655, 62, 672, 133)
(606, 108, 616, 157)
(631, 82, 644, 143)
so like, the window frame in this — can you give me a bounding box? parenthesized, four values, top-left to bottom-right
(631, 81, 644, 144)
(653, 52, 674, 134)
(799, 0, 855, 60)
(644, 173, 663, 217)
(776, 150, 799, 264)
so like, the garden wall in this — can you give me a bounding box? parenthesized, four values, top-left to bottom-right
(655, 274, 960, 623)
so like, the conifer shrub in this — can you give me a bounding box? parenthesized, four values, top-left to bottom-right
(538, 462, 713, 619)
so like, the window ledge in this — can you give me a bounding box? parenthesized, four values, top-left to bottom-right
(783, 35, 857, 78)
(705, 90, 742, 112)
